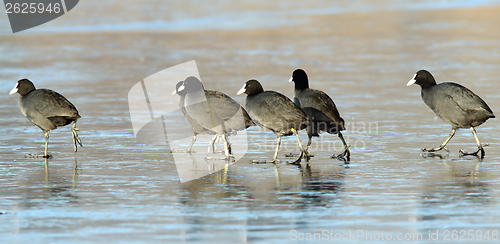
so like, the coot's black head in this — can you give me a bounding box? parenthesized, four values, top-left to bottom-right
(407, 70, 437, 89)
(289, 69, 309, 90)
(178, 76, 204, 94)
(172, 81, 186, 96)
(9, 78, 35, 96)
(237, 79, 264, 96)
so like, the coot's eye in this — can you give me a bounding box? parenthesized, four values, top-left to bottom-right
(248, 84, 251, 87)
(19, 84, 22, 87)
(417, 75, 420, 78)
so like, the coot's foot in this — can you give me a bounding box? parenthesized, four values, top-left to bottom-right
(26, 154, 52, 159)
(251, 159, 281, 164)
(459, 146, 486, 159)
(288, 150, 309, 165)
(331, 146, 350, 161)
(71, 124, 83, 152)
(285, 152, 314, 158)
(208, 136, 230, 154)
(205, 155, 234, 161)
(421, 146, 450, 159)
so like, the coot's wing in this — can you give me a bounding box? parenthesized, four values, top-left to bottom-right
(248, 91, 307, 132)
(296, 89, 343, 125)
(182, 106, 215, 135)
(30, 89, 80, 119)
(430, 83, 494, 128)
(206, 90, 244, 120)
(440, 83, 494, 116)
(267, 91, 307, 124)
(428, 88, 467, 127)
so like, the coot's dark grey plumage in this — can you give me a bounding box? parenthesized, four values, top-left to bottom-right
(407, 70, 495, 158)
(173, 81, 218, 153)
(178, 77, 253, 159)
(9, 78, 82, 158)
(237, 79, 309, 164)
(289, 69, 350, 160)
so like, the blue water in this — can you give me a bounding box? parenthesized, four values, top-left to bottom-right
(1, 0, 498, 33)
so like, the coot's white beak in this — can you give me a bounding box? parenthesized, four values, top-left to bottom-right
(9, 83, 18, 95)
(288, 76, 293, 83)
(236, 84, 246, 95)
(171, 89, 177, 95)
(178, 84, 185, 92)
(406, 74, 417, 86)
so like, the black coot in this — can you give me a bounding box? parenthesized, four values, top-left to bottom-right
(172, 81, 218, 153)
(289, 69, 350, 160)
(407, 70, 495, 158)
(178, 77, 253, 159)
(237, 79, 309, 164)
(9, 78, 82, 158)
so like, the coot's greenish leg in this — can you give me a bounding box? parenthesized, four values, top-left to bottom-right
(187, 134, 197, 153)
(222, 134, 231, 160)
(271, 136, 282, 163)
(44, 132, 51, 158)
(71, 121, 83, 152)
(288, 128, 309, 165)
(422, 129, 455, 153)
(332, 132, 350, 160)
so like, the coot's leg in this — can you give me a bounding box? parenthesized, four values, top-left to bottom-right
(207, 135, 218, 153)
(252, 136, 282, 164)
(332, 132, 350, 161)
(220, 134, 232, 155)
(187, 134, 197, 153)
(227, 136, 232, 155)
(459, 127, 486, 159)
(205, 134, 233, 161)
(222, 134, 231, 159)
(422, 128, 455, 153)
(71, 121, 83, 152)
(172, 133, 198, 153)
(44, 131, 51, 158)
(271, 136, 282, 163)
(307, 123, 313, 147)
(26, 131, 52, 158)
(212, 135, 232, 154)
(286, 131, 314, 158)
(215, 135, 222, 152)
(307, 136, 312, 147)
(289, 128, 308, 164)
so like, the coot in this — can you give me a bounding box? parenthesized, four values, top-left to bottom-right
(237, 79, 309, 164)
(178, 77, 253, 159)
(172, 81, 218, 153)
(407, 70, 495, 158)
(9, 78, 82, 158)
(289, 69, 350, 160)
